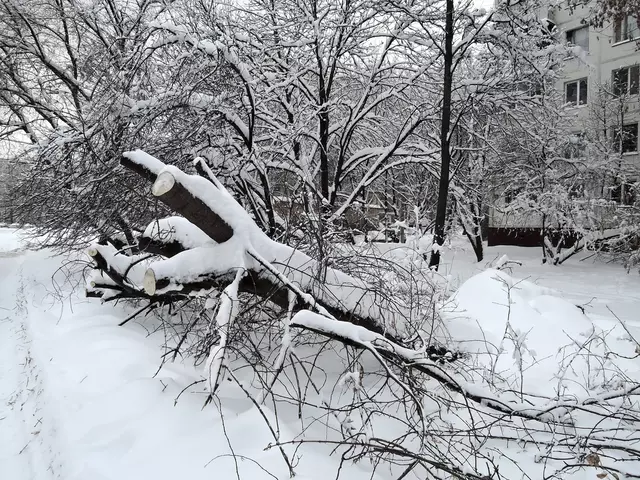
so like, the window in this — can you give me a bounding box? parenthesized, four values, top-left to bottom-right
(614, 123, 639, 153)
(565, 78, 588, 105)
(613, 66, 640, 96)
(614, 15, 640, 43)
(567, 26, 589, 51)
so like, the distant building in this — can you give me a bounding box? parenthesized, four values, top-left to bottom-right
(488, 1, 640, 246)
(0, 158, 17, 224)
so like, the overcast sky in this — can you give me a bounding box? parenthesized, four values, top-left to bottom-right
(475, 0, 495, 9)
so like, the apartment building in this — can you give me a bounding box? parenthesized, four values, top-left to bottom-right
(557, 3, 640, 158)
(488, 1, 640, 246)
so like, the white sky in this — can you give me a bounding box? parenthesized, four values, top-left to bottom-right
(475, 0, 495, 9)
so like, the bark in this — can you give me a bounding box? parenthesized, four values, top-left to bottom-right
(463, 228, 483, 262)
(137, 235, 187, 258)
(429, 0, 455, 270)
(121, 156, 234, 243)
(139, 262, 395, 339)
(116, 154, 407, 344)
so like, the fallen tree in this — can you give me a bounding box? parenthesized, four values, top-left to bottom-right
(86, 150, 640, 479)
(101, 151, 413, 342)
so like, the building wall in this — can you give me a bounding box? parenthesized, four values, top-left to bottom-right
(553, 1, 640, 156)
(556, 4, 640, 110)
(489, 1, 640, 234)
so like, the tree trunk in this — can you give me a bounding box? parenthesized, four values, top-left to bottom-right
(121, 155, 234, 243)
(429, 0, 455, 270)
(110, 151, 409, 344)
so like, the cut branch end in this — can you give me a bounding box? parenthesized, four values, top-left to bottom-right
(143, 269, 157, 295)
(152, 171, 176, 197)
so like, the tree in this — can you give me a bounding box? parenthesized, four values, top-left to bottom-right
(86, 150, 640, 479)
(0, 0, 180, 247)
(570, 0, 640, 29)
(391, 0, 564, 266)
(483, 68, 638, 265)
(2, 0, 566, 262)
(154, 0, 444, 243)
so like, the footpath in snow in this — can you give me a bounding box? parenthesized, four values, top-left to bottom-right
(0, 228, 380, 480)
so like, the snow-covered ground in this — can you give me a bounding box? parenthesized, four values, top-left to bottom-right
(2, 227, 639, 479)
(0, 229, 379, 480)
(443, 243, 640, 325)
(371, 239, 640, 324)
(353, 239, 640, 399)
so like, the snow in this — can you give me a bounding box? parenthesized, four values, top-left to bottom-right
(2, 228, 640, 479)
(442, 268, 599, 394)
(89, 242, 151, 286)
(291, 308, 586, 428)
(365, 240, 640, 402)
(142, 216, 215, 249)
(123, 149, 165, 173)
(291, 310, 381, 344)
(0, 227, 24, 251)
(205, 270, 242, 392)
(372, 239, 640, 326)
(148, 240, 246, 286)
(0, 228, 385, 480)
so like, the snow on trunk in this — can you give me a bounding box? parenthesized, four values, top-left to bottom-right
(205, 270, 243, 393)
(121, 150, 411, 339)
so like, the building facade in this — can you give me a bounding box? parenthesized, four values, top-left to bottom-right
(488, 1, 640, 246)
